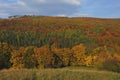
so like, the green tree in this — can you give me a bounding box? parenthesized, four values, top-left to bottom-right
(23, 46, 38, 68)
(0, 42, 13, 69)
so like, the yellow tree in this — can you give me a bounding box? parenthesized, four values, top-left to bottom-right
(84, 55, 93, 66)
(92, 46, 111, 67)
(11, 46, 38, 69)
(71, 44, 86, 66)
(10, 47, 25, 69)
(51, 43, 73, 67)
(34, 46, 55, 68)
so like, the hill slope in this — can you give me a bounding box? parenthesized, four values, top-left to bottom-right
(0, 16, 120, 48)
(0, 16, 120, 72)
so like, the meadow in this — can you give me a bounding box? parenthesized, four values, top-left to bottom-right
(0, 67, 120, 80)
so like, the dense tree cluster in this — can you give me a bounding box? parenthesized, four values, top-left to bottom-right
(0, 16, 120, 72)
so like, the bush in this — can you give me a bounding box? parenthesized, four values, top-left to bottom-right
(100, 58, 120, 73)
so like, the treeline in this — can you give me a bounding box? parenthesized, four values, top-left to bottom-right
(0, 42, 120, 72)
(0, 16, 120, 72)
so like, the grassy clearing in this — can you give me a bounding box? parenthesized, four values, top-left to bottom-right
(0, 67, 120, 80)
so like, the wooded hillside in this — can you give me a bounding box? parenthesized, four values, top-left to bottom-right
(0, 16, 120, 72)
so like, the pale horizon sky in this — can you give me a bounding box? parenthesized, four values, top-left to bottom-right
(0, 0, 120, 18)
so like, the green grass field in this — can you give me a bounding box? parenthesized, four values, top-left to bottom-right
(0, 67, 120, 80)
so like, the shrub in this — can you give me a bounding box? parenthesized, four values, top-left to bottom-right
(99, 56, 120, 73)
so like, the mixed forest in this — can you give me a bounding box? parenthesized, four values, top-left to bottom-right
(0, 16, 120, 72)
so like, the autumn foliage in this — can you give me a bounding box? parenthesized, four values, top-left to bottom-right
(0, 16, 120, 72)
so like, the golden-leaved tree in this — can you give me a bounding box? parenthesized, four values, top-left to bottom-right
(10, 47, 25, 69)
(71, 44, 86, 66)
(34, 46, 55, 68)
(11, 46, 37, 69)
(51, 43, 73, 66)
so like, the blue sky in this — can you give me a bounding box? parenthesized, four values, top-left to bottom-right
(0, 0, 120, 18)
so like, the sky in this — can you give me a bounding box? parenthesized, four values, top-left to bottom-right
(0, 0, 120, 18)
